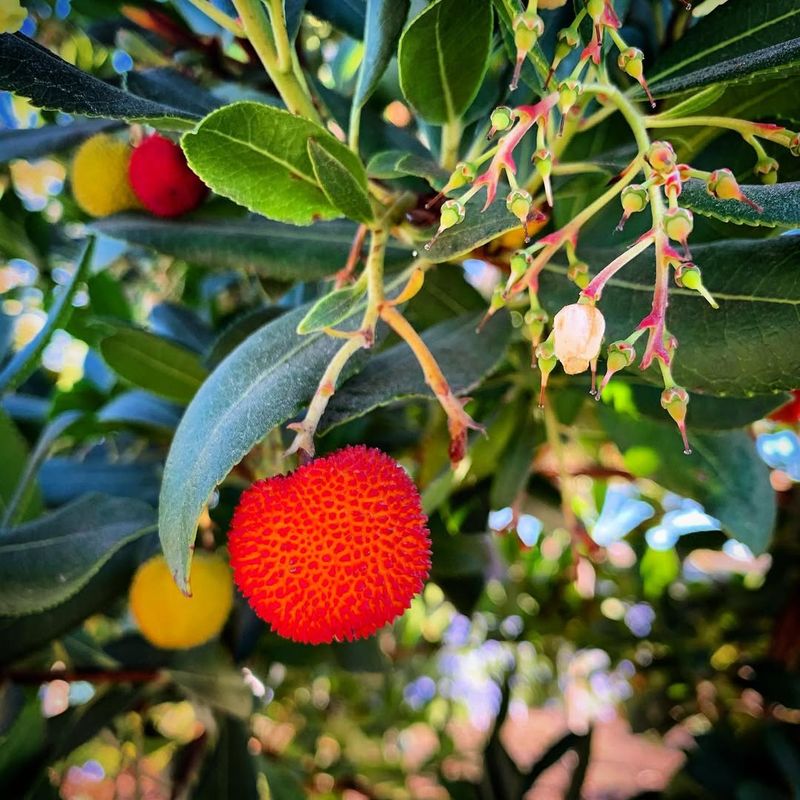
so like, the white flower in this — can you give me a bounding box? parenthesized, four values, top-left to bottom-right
(553, 303, 605, 374)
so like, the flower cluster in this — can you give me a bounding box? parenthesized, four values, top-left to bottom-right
(428, 3, 800, 452)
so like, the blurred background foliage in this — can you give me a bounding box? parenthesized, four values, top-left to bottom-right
(1, 0, 800, 797)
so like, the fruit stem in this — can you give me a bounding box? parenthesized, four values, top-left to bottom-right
(230, 0, 320, 122)
(186, 0, 244, 35)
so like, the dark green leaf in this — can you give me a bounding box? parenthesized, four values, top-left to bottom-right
(598, 406, 776, 553)
(489, 410, 541, 509)
(305, 0, 365, 39)
(297, 282, 367, 334)
(182, 102, 367, 224)
(650, 85, 727, 120)
(194, 717, 260, 800)
(159, 305, 361, 591)
(92, 214, 410, 282)
(97, 390, 182, 432)
(0, 408, 42, 523)
(681, 180, 800, 228)
(541, 236, 800, 396)
(0, 118, 120, 164)
(100, 328, 208, 404)
(260, 760, 307, 800)
(352, 0, 410, 110)
(367, 149, 448, 187)
(0, 238, 94, 395)
(648, 0, 800, 96)
(398, 0, 493, 124)
(424, 203, 521, 263)
(0, 494, 156, 616)
(307, 138, 373, 224)
(0, 35, 203, 129)
(123, 68, 223, 118)
(170, 670, 253, 719)
(205, 307, 285, 369)
(320, 311, 511, 432)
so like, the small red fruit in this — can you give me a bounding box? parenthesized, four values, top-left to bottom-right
(128, 134, 207, 217)
(228, 446, 431, 645)
(770, 390, 800, 424)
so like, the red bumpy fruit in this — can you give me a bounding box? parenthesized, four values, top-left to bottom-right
(228, 446, 431, 644)
(128, 134, 207, 217)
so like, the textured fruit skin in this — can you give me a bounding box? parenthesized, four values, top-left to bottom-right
(129, 134, 207, 217)
(228, 446, 431, 645)
(129, 552, 233, 649)
(71, 134, 141, 217)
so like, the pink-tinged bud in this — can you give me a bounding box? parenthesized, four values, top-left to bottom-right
(618, 47, 655, 108)
(706, 168, 763, 212)
(755, 156, 779, 185)
(790, 133, 800, 157)
(646, 141, 677, 174)
(660, 386, 691, 454)
(663, 207, 693, 244)
(617, 184, 648, 231)
(553, 303, 606, 375)
(597, 340, 636, 397)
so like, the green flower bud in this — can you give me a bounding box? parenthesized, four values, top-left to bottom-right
(555, 27, 580, 61)
(533, 148, 552, 177)
(755, 156, 779, 184)
(490, 106, 514, 134)
(558, 79, 582, 114)
(567, 260, 589, 289)
(524, 307, 548, 346)
(490, 285, 506, 312)
(621, 184, 649, 214)
(506, 188, 533, 224)
(510, 251, 531, 279)
(663, 206, 693, 243)
(790, 133, 800, 157)
(646, 140, 677, 173)
(617, 47, 644, 80)
(587, 0, 605, 19)
(607, 341, 636, 373)
(513, 11, 544, 52)
(660, 385, 691, 453)
(675, 263, 718, 309)
(439, 199, 465, 230)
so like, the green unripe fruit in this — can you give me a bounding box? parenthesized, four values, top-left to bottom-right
(490, 106, 514, 133)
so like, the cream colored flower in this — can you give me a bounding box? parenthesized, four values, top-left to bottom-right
(553, 303, 605, 374)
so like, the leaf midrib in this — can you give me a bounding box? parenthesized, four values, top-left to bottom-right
(433, 5, 455, 122)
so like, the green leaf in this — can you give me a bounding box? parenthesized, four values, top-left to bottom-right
(182, 102, 367, 225)
(194, 717, 259, 800)
(640, 547, 681, 599)
(0, 118, 120, 164)
(489, 410, 542, 509)
(100, 328, 208, 404)
(319, 311, 511, 432)
(296, 282, 367, 334)
(398, 0, 493, 124)
(656, 85, 727, 120)
(158, 305, 362, 592)
(97, 390, 182, 432)
(169, 670, 253, 719)
(260, 761, 307, 800)
(307, 138, 373, 224)
(352, 0, 410, 110)
(0, 494, 156, 616)
(424, 204, 521, 263)
(367, 149, 449, 187)
(0, 408, 42, 523)
(598, 406, 776, 554)
(0, 238, 94, 395)
(541, 236, 800, 396)
(681, 180, 800, 228)
(0, 35, 204, 129)
(648, 0, 800, 96)
(92, 214, 410, 282)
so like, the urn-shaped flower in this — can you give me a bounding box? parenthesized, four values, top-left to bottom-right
(553, 303, 606, 375)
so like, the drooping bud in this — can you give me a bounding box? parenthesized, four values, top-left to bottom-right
(616, 184, 649, 230)
(706, 168, 763, 212)
(535, 334, 558, 405)
(755, 156, 779, 185)
(533, 148, 554, 206)
(567, 260, 590, 289)
(555, 27, 580, 61)
(663, 206, 693, 253)
(511, 12, 545, 91)
(509, 251, 531, 280)
(660, 386, 691, 454)
(506, 188, 533, 228)
(646, 140, 677, 174)
(553, 302, 606, 375)
(525, 307, 548, 347)
(425, 199, 465, 250)
(675, 263, 718, 309)
(488, 106, 514, 138)
(597, 340, 636, 397)
(425, 161, 478, 209)
(617, 47, 655, 108)
(557, 79, 582, 115)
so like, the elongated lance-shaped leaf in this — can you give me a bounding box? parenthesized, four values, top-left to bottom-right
(0, 35, 206, 129)
(297, 281, 368, 334)
(0, 494, 157, 616)
(352, 0, 410, 111)
(0, 237, 94, 394)
(307, 139, 374, 224)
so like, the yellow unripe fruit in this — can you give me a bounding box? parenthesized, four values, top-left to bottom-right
(71, 134, 141, 217)
(129, 552, 234, 650)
